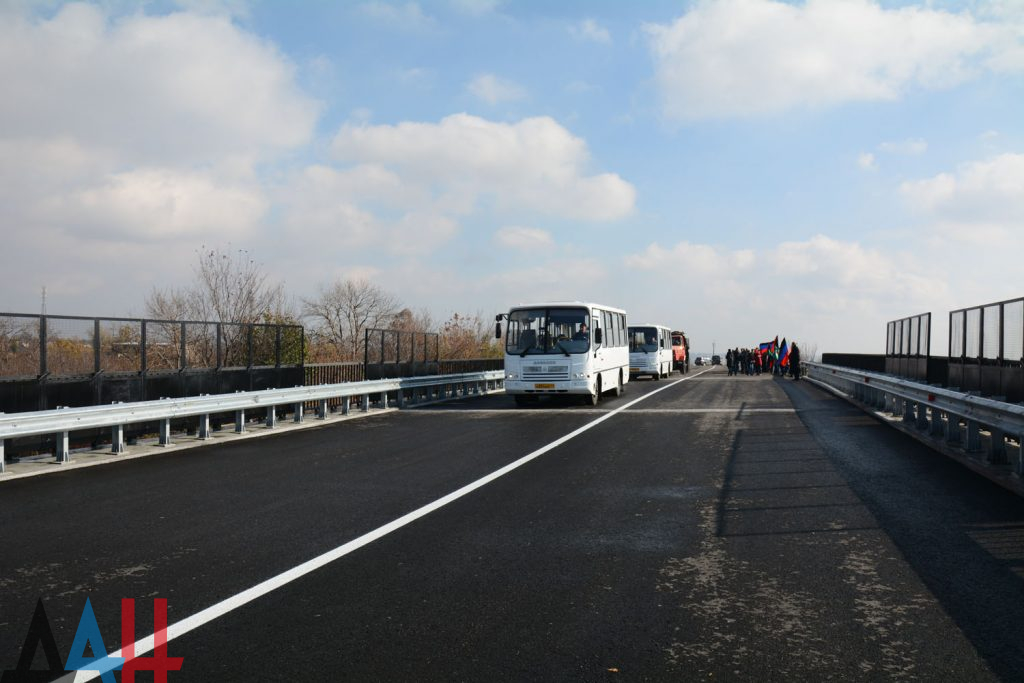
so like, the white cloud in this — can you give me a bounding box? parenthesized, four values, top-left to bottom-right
(879, 138, 928, 155)
(278, 164, 456, 253)
(900, 153, 1024, 230)
(570, 18, 611, 44)
(624, 241, 755, 274)
(330, 113, 636, 221)
(49, 167, 268, 241)
(466, 73, 528, 104)
(644, 0, 1022, 120)
(621, 234, 948, 355)
(494, 226, 554, 250)
(0, 4, 320, 164)
(857, 152, 877, 170)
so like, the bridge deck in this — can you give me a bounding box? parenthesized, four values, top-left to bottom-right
(1, 366, 1022, 680)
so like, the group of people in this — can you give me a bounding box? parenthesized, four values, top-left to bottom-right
(725, 343, 801, 380)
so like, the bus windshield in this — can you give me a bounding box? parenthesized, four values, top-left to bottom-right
(506, 307, 590, 356)
(629, 326, 659, 353)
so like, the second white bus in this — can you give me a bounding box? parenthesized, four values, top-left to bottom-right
(628, 324, 673, 380)
(498, 301, 629, 406)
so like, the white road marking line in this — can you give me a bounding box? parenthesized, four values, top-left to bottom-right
(426, 408, 796, 414)
(62, 369, 712, 682)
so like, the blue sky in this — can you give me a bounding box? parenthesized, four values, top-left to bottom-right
(2, 0, 1022, 355)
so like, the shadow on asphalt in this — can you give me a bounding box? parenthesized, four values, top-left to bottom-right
(780, 376, 1024, 680)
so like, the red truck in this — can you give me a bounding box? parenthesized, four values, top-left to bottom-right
(671, 331, 689, 373)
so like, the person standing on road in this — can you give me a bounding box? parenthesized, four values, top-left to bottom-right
(726, 348, 735, 376)
(790, 343, 801, 380)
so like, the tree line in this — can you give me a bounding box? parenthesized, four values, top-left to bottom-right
(145, 247, 501, 363)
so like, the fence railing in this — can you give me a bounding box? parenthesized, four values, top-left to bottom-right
(885, 312, 931, 381)
(805, 361, 1024, 492)
(0, 313, 304, 379)
(0, 370, 505, 471)
(948, 297, 1024, 402)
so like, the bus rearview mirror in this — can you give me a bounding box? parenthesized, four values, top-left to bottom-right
(495, 322, 502, 339)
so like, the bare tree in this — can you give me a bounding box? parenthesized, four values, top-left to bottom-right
(439, 312, 502, 359)
(145, 247, 293, 323)
(302, 279, 401, 362)
(146, 246, 293, 324)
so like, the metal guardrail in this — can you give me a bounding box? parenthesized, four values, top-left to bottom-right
(805, 361, 1024, 485)
(0, 371, 505, 471)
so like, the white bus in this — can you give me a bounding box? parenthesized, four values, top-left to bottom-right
(497, 302, 629, 406)
(628, 324, 673, 380)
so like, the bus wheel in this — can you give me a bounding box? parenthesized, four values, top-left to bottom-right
(612, 371, 623, 397)
(587, 378, 601, 406)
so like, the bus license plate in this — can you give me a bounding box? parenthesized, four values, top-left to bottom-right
(629, 367, 639, 373)
(534, 383, 555, 389)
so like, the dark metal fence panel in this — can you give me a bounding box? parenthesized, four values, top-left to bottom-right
(45, 316, 93, 376)
(0, 312, 304, 415)
(184, 322, 217, 368)
(0, 316, 42, 378)
(884, 312, 930, 381)
(950, 310, 964, 358)
(983, 305, 1001, 360)
(947, 296, 1024, 401)
(965, 308, 981, 358)
(1006, 300, 1024, 361)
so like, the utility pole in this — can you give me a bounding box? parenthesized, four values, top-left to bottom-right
(41, 286, 47, 315)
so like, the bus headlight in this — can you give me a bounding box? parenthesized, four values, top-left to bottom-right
(574, 372, 587, 379)
(506, 372, 518, 380)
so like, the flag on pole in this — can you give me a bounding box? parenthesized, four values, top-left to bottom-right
(779, 338, 790, 367)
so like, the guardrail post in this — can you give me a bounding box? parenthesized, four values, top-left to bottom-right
(361, 394, 369, 412)
(396, 389, 405, 409)
(318, 399, 328, 419)
(56, 431, 69, 464)
(266, 405, 277, 429)
(988, 428, 1007, 464)
(293, 402, 304, 423)
(902, 399, 915, 424)
(235, 409, 246, 433)
(159, 418, 172, 446)
(929, 408, 944, 437)
(965, 420, 981, 452)
(915, 402, 930, 431)
(199, 413, 211, 440)
(342, 396, 351, 415)
(55, 406, 69, 463)
(381, 390, 388, 409)
(945, 415, 962, 445)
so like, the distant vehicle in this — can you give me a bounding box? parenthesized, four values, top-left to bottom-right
(711, 355, 721, 365)
(628, 324, 673, 380)
(497, 301, 629, 406)
(671, 331, 689, 373)
(694, 357, 704, 366)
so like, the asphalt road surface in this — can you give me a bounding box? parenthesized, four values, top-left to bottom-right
(2, 365, 1023, 681)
